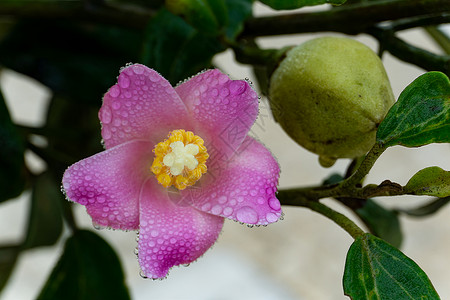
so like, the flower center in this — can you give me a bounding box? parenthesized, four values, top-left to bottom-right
(151, 129, 209, 190)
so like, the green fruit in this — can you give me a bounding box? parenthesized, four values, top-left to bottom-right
(269, 37, 395, 167)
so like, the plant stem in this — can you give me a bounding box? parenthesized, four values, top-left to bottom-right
(0, 0, 154, 29)
(370, 26, 450, 75)
(281, 195, 365, 239)
(338, 143, 386, 191)
(242, 0, 450, 37)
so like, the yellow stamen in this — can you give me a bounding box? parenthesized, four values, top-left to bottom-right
(151, 129, 209, 190)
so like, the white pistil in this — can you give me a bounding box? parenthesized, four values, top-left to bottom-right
(162, 141, 200, 176)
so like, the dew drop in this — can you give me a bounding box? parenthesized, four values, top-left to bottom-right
(109, 85, 120, 98)
(112, 101, 121, 110)
(266, 212, 279, 223)
(229, 81, 246, 95)
(150, 230, 159, 237)
(217, 196, 227, 204)
(133, 64, 145, 74)
(236, 206, 258, 224)
(268, 197, 281, 210)
(118, 73, 130, 88)
(220, 87, 230, 97)
(149, 72, 160, 82)
(139, 270, 148, 279)
(211, 205, 222, 215)
(93, 222, 105, 230)
(100, 107, 112, 124)
(223, 207, 233, 216)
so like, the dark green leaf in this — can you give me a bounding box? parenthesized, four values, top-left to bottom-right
(377, 72, 450, 148)
(323, 173, 344, 185)
(37, 230, 130, 300)
(224, 0, 253, 40)
(166, 0, 228, 36)
(0, 245, 20, 293)
(395, 197, 450, 217)
(142, 8, 225, 85)
(356, 199, 403, 248)
(0, 20, 143, 105)
(344, 233, 440, 300)
(0, 88, 26, 203)
(22, 171, 63, 250)
(404, 166, 450, 197)
(258, 0, 346, 10)
(45, 96, 102, 166)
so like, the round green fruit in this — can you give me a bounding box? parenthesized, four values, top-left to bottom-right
(269, 36, 395, 167)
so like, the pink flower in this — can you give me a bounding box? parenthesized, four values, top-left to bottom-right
(62, 64, 282, 279)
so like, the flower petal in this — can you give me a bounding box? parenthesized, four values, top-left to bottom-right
(62, 140, 154, 230)
(184, 136, 282, 225)
(175, 69, 258, 162)
(100, 64, 191, 149)
(138, 179, 224, 279)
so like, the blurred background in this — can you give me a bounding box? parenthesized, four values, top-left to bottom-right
(1, 2, 450, 300)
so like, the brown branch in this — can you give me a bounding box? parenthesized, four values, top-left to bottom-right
(242, 0, 450, 37)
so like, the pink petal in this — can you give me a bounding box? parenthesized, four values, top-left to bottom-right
(175, 69, 258, 163)
(100, 64, 191, 149)
(62, 140, 154, 230)
(184, 136, 282, 225)
(138, 179, 224, 279)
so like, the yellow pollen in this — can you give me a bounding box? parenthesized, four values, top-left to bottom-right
(151, 129, 209, 190)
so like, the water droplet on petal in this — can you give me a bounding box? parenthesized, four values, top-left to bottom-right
(139, 270, 148, 279)
(109, 85, 120, 97)
(223, 207, 233, 216)
(220, 88, 230, 97)
(149, 72, 160, 82)
(211, 205, 222, 215)
(112, 101, 121, 110)
(133, 64, 145, 74)
(100, 107, 112, 124)
(93, 222, 105, 230)
(236, 206, 258, 224)
(150, 230, 159, 237)
(118, 73, 130, 88)
(217, 196, 227, 204)
(229, 81, 246, 95)
(266, 212, 279, 223)
(268, 197, 281, 210)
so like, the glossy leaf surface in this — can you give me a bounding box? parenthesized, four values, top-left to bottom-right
(344, 233, 439, 300)
(37, 230, 130, 300)
(377, 72, 450, 148)
(404, 166, 450, 197)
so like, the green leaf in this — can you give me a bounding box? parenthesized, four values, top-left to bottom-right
(0, 87, 26, 203)
(377, 72, 450, 148)
(404, 166, 450, 197)
(37, 230, 130, 300)
(22, 171, 63, 250)
(258, 0, 346, 10)
(45, 96, 102, 166)
(0, 20, 142, 105)
(344, 233, 440, 300)
(356, 199, 403, 248)
(224, 0, 253, 40)
(0, 245, 20, 293)
(142, 8, 225, 85)
(166, 0, 228, 36)
(395, 197, 450, 217)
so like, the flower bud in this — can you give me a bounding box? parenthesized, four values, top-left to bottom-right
(269, 37, 395, 167)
